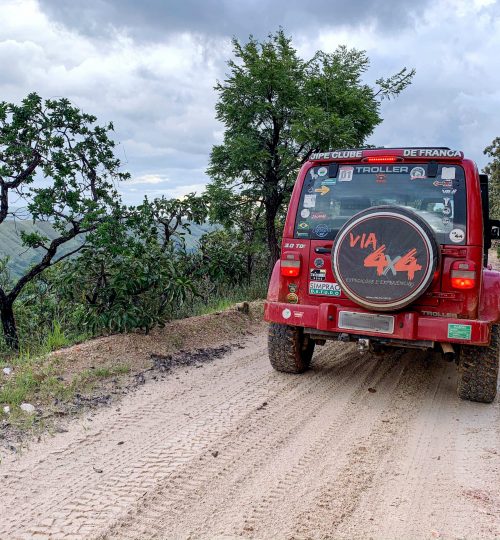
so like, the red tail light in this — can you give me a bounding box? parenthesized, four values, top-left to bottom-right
(281, 252, 301, 277)
(363, 156, 401, 163)
(450, 261, 476, 290)
(451, 277, 475, 289)
(281, 260, 300, 277)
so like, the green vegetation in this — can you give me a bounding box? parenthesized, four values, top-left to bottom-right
(0, 344, 131, 412)
(484, 137, 500, 219)
(0, 92, 129, 350)
(0, 219, 212, 280)
(1, 30, 413, 417)
(208, 29, 414, 268)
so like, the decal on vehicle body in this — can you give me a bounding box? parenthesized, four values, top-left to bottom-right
(309, 282, 341, 296)
(282, 308, 292, 319)
(314, 257, 325, 268)
(310, 269, 326, 281)
(421, 311, 457, 318)
(448, 323, 472, 340)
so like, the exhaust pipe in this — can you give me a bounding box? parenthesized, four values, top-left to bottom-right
(440, 342, 456, 362)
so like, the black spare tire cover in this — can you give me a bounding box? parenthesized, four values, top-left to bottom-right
(332, 206, 439, 311)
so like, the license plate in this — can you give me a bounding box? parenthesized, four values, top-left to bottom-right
(338, 311, 395, 334)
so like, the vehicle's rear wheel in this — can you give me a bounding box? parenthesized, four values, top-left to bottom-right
(268, 323, 315, 373)
(457, 325, 499, 403)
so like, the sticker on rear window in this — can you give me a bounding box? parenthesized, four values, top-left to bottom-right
(441, 167, 456, 180)
(338, 167, 353, 182)
(303, 194, 316, 208)
(449, 228, 465, 243)
(318, 166, 328, 176)
(314, 224, 330, 238)
(410, 167, 426, 180)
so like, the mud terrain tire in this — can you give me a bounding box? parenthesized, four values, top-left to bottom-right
(457, 325, 499, 403)
(268, 323, 315, 373)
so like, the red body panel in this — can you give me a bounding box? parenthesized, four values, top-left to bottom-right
(266, 148, 500, 347)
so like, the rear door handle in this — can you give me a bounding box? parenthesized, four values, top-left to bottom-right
(315, 247, 332, 254)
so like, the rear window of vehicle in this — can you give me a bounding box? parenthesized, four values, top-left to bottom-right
(294, 163, 466, 245)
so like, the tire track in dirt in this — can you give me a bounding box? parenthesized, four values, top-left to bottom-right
(100, 344, 386, 539)
(1, 331, 498, 540)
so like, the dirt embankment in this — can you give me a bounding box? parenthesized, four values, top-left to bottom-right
(1, 302, 264, 451)
(1, 307, 499, 539)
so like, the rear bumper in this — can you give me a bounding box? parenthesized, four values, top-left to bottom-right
(264, 301, 491, 346)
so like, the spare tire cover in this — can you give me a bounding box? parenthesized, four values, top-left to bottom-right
(332, 206, 439, 311)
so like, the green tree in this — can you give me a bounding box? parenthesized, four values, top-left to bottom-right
(57, 201, 203, 335)
(137, 193, 208, 250)
(207, 29, 415, 269)
(205, 183, 266, 279)
(0, 93, 128, 349)
(484, 137, 500, 219)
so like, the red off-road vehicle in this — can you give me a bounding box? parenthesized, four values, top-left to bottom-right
(264, 147, 500, 403)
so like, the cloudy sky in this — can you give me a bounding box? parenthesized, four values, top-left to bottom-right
(1, 0, 499, 204)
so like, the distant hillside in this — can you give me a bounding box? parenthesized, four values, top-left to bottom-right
(0, 220, 214, 280)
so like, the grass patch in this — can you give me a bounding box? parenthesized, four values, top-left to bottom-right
(71, 364, 131, 390)
(1, 350, 130, 420)
(44, 322, 70, 352)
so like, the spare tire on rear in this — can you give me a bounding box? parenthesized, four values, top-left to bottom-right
(332, 206, 439, 311)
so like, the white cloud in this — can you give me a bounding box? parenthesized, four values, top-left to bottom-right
(0, 0, 228, 203)
(1, 0, 500, 207)
(127, 174, 169, 185)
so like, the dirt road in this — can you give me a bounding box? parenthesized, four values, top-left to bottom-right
(1, 332, 499, 539)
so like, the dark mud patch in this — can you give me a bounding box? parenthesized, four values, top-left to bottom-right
(150, 344, 235, 372)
